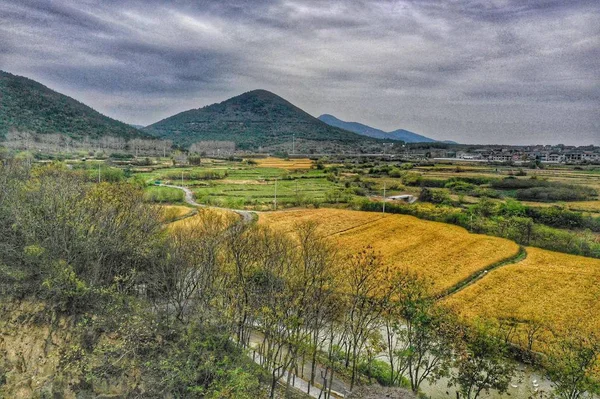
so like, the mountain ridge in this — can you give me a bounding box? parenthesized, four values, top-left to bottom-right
(0, 70, 151, 141)
(318, 113, 453, 143)
(143, 90, 382, 150)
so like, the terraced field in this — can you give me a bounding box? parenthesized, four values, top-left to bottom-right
(444, 247, 600, 337)
(259, 208, 520, 293)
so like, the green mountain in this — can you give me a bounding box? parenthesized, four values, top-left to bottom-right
(0, 70, 149, 141)
(144, 90, 380, 150)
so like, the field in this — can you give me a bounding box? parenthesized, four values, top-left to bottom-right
(259, 208, 520, 293)
(254, 157, 313, 170)
(135, 161, 348, 210)
(144, 185, 185, 203)
(444, 247, 600, 337)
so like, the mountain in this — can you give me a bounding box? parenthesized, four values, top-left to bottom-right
(144, 90, 380, 150)
(318, 114, 445, 143)
(0, 70, 150, 141)
(318, 114, 391, 139)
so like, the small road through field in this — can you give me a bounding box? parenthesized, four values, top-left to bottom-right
(157, 183, 256, 223)
(437, 246, 528, 299)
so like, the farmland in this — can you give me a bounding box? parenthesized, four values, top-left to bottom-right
(254, 156, 313, 169)
(259, 208, 520, 293)
(444, 247, 600, 338)
(135, 159, 349, 209)
(260, 207, 600, 353)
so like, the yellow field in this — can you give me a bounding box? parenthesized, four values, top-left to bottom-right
(444, 247, 600, 336)
(254, 157, 313, 170)
(259, 209, 520, 292)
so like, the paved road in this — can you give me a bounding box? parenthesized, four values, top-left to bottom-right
(157, 183, 256, 223)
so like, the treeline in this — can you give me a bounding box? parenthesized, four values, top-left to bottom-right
(406, 175, 598, 202)
(1, 160, 599, 398)
(359, 197, 600, 258)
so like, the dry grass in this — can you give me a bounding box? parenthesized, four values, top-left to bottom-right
(259, 208, 520, 292)
(168, 208, 237, 229)
(158, 205, 195, 223)
(444, 247, 600, 336)
(254, 157, 313, 170)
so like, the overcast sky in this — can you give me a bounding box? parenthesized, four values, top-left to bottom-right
(1, 0, 598, 145)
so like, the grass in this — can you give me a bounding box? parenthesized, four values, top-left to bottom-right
(192, 177, 341, 209)
(143, 186, 185, 203)
(444, 247, 600, 340)
(158, 205, 196, 223)
(259, 208, 520, 293)
(135, 161, 342, 209)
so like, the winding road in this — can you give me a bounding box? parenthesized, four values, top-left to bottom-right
(157, 183, 256, 223)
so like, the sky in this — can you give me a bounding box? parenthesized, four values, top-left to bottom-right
(0, 0, 598, 145)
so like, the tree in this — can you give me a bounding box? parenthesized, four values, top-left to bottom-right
(342, 247, 392, 389)
(293, 221, 339, 393)
(450, 320, 515, 399)
(545, 325, 600, 399)
(148, 210, 231, 323)
(398, 277, 455, 393)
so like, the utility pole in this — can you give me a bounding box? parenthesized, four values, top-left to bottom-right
(98, 163, 101, 184)
(382, 181, 386, 214)
(274, 178, 278, 210)
(292, 133, 295, 154)
(181, 170, 184, 187)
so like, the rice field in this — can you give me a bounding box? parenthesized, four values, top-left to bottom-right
(254, 157, 313, 170)
(259, 208, 520, 293)
(444, 247, 600, 337)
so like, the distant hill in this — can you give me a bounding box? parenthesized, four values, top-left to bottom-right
(0, 70, 150, 141)
(144, 90, 380, 150)
(318, 114, 451, 143)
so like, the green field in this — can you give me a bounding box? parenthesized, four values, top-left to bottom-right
(135, 160, 352, 209)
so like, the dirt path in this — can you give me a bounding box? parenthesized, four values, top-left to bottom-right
(437, 246, 527, 299)
(157, 183, 256, 223)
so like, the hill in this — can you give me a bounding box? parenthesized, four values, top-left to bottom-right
(143, 90, 381, 150)
(0, 70, 149, 141)
(318, 113, 451, 143)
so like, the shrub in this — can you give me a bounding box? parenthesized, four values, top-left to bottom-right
(516, 186, 595, 202)
(357, 359, 409, 387)
(419, 188, 452, 204)
(445, 180, 475, 193)
(144, 186, 185, 203)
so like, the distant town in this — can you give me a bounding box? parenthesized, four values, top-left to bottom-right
(401, 143, 600, 164)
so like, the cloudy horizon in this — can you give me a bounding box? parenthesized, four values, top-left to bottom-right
(0, 0, 598, 145)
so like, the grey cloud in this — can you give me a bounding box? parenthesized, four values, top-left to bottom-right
(0, 0, 598, 144)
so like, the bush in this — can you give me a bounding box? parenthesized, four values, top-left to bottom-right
(188, 155, 202, 165)
(41, 262, 95, 315)
(357, 359, 409, 387)
(144, 186, 185, 203)
(516, 186, 595, 202)
(445, 180, 475, 193)
(419, 188, 452, 204)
